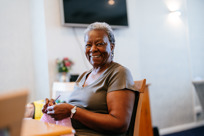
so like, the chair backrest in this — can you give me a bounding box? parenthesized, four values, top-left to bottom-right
(0, 89, 28, 136)
(52, 82, 75, 102)
(133, 79, 146, 136)
(127, 79, 146, 136)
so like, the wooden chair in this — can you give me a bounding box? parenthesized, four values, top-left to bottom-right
(0, 89, 28, 136)
(127, 79, 146, 136)
(52, 82, 75, 101)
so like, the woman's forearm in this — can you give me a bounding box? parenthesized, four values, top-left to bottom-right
(73, 107, 129, 134)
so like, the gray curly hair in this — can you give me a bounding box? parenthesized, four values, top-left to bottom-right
(84, 22, 115, 45)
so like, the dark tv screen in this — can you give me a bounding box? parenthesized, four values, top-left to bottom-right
(60, 0, 129, 28)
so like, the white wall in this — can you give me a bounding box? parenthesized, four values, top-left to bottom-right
(187, 0, 204, 123)
(135, 0, 195, 128)
(44, 0, 92, 94)
(0, 0, 35, 101)
(0, 0, 204, 132)
(30, 0, 50, 100)
(187, 0, 204, 78)
(0, 0, 50, 102)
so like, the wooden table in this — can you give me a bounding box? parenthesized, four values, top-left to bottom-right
(21, 118, 74, 136)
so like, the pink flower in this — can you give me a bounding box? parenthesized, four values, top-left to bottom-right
(65, 62, 71, 67)
(56, 57, 73, 73)
(63, 57, 69, 61)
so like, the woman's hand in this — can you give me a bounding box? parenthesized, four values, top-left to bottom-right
(42, 98, 55, 113)
(47, 103, 74, 121)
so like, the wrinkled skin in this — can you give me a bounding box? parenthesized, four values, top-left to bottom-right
(42, 98, 74, 121)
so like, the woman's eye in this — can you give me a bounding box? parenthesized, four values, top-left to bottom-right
(96, 43, 105, 46)
(86, 44, 91, 47)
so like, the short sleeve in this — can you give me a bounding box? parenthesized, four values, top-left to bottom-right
(107, 66, 135, 93)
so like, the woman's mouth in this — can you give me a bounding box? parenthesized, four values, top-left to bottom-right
(90, 55, 100, 58)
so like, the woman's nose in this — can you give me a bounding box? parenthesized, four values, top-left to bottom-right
(90, 44, 97, 52)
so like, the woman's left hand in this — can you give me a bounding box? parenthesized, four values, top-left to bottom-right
(47, 103, 74, 121)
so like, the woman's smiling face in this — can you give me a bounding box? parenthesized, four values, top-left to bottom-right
(84, 29, 114, 68)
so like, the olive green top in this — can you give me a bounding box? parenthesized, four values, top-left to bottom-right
(68, 62, 136, 136)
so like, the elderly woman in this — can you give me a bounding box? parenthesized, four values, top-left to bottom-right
(43, 22, 136, 136)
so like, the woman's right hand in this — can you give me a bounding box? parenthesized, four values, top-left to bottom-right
(42, 98, 55, 113)
(47, 103, 74, 121)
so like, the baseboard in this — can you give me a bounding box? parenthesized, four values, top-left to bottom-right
(159, 121, 204, 135)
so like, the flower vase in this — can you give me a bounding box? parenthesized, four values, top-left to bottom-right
(58, 72, 70, 82)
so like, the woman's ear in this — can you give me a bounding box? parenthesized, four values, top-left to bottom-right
(111, 43, 115, 51)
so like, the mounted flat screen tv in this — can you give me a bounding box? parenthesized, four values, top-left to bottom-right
(60, 0, 129, 28)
